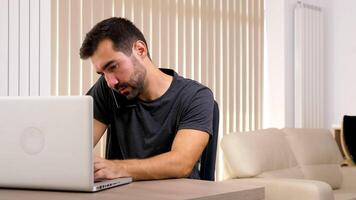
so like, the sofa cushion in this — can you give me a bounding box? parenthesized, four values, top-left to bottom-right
(221, 129, 304, 179)
(258, 166, 304, 178)
(283, 128, 344, 189)
(334, 189, 356, 200)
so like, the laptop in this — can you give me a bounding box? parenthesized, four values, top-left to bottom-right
(0, 96, 132, 192)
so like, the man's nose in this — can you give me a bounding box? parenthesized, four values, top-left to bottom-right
(104, 73, 118, 88)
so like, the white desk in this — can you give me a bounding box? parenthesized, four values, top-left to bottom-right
(0, 179, 264, 200)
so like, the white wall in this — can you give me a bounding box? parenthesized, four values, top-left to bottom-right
(264, 0, 328, 128)
(264, 0, 287, 128)
(325, 0, 356, 128)
(264, 0, 300, 128)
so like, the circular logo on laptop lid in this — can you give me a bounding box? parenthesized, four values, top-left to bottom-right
(20, 127, 45, 155)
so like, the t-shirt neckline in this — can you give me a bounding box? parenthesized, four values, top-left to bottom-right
(137, 68, 177, 104)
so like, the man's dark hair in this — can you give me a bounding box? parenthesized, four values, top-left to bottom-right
(80, 17, 150, 59)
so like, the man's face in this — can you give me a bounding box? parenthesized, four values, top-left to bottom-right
(91, 39, 146, 100)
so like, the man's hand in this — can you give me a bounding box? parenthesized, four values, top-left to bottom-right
(94, 156, 130, 181)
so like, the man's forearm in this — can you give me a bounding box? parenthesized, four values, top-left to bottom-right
(114, 150, 194, 180)
(93, 119, 107, 147)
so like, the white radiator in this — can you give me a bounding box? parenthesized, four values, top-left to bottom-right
(0, 0, 51, 96)
(294, 1, 324, 128)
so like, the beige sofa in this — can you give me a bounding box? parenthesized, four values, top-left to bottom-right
(221, 128, 356, 200)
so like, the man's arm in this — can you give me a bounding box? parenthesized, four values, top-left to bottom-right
(94, 129, 209, 181)
(93, 119, 107, 147)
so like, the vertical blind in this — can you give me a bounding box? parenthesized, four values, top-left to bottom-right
(0, 0, 51, 97)
(51, 0, 264, 180)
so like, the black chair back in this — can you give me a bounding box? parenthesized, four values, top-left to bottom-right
(199, 101, 219, 181)
(343, 115, 356, 163)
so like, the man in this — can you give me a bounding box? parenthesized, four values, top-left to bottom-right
(80, 17, 214, 181)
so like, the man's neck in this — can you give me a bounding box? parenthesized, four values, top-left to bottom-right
(138, 64, 173, 101)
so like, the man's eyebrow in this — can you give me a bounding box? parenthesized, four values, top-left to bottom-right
(96, 60, 115, 74)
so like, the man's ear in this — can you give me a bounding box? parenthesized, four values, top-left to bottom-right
(133, 40, 147, 58)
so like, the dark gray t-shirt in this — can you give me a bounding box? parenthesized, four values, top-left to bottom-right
(87, 68, 214, 179)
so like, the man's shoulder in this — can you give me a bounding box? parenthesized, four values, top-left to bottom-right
(161, 68, 208, 89)
(177, 76, 212, 95)
(160, 68, 213, 100)
(171, 76, 213, 108)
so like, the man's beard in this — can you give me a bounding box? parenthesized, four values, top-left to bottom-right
(115, 57, 146, 100)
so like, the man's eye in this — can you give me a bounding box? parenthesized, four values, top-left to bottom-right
(108, 64, 117, 72)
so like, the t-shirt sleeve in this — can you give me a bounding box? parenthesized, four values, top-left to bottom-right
(86, 76, 114, 125)
(178, 87, 214, 136)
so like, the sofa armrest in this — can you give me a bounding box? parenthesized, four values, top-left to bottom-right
(225, 178, 334, 200)
(340, 166, 356, 190)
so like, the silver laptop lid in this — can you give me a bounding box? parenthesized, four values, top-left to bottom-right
(0, 96, 94, 191)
